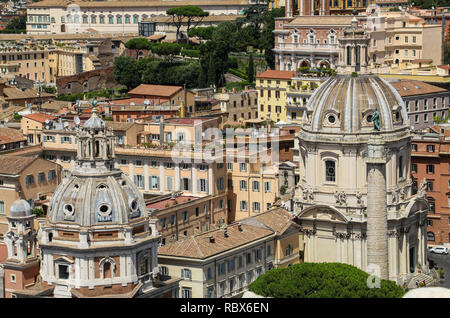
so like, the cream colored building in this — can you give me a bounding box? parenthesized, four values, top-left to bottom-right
(366, 8, 443, 73)
(158, 207, 301, 298)
(26, 0, 253, 35)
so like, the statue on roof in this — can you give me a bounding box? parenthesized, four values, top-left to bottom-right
(371, 109, 380, 131)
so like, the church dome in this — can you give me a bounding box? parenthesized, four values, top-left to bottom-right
(10, 199, 32, 217)
(48, 171, 147, 227)
(304, 74, 409, 135)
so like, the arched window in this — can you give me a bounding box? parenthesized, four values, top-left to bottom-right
(347, 46, 352, 65)
(325, 160, 336, 182)
(427, 231, 435, 241)
(99, 257, 116, 279)
(398, 155, 404, 178)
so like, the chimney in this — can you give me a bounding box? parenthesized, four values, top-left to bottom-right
(221, 88, 226, 93)
(223, 229, 228, 238)
(237, 223, 243, 231)
(232, 88, 236, 93)
(208, 236, 215, 243)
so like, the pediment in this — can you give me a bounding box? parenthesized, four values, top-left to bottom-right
(298, 205, 348, 223)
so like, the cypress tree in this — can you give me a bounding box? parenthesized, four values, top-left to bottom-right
(207, 55, 216, 87)
(248, 54, 254, 84)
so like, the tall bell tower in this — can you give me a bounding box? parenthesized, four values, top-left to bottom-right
(1, 200, 39, 298)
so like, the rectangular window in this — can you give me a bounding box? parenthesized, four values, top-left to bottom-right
(426, 164, 435, 174)
(38, 172, 45, 183)
(26, 175, 34, 186)
(134, 175, 144, 188)
(427, 145, 435, 152)
(217, 177, 225, 191)
(182, 210, 188, 222)
(239, 163, 247, 172)
(58, 264, 69, 279)
(240, 200, 248, 211)
(199, 179, 208, 192)
(0, 201, 4, 215)
(240, 180, 247, 191)
(61, 136, 71, 143)
(48, 170, 56, 180)
(411, 163, 417, 173)
(227, 162, 233, 171)
(151, 176, 159, 189)
(252, 181, 260, 191)
(166, 176, 174, 191)
(181, 178, 190, 191)
(181, 287, 192, 298)
(264, 182, 271, 193)
(253, 202, 260, 212)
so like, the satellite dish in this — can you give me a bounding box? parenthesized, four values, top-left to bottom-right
(45, 125, 49, 130)
(74, 116, 80, 125)
(144, 99, 150, 105)
(45, 119, 50, 124)
(130, 102, 135, 106)
(63, 121, 69, 128)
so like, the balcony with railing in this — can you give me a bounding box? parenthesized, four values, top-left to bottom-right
(275, 43, 340, 53)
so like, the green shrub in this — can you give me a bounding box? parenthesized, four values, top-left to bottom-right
(351, 72, 358, 77)
(32, 208, 44, 217)
(249, 262, 405, 298)
(181, 49, 201, 58)
(13, 113, 22, 121)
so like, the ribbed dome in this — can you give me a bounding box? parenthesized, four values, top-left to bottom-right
(10, 199, 32, 217)
(48, 170, 147, 227)
(305, 75, 409, 134)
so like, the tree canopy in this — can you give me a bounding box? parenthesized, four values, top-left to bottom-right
(249, 263, 405, 298)
(166, 5, 209, 42)
(125, 38, 152, 50)
(152, 42, 182, 63)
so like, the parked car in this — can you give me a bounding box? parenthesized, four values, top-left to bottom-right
(429, 246, 449, 255)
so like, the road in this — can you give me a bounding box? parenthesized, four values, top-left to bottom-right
(427, 252, 450, 288)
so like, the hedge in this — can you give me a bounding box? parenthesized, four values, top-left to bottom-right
(249, 262, 405, 298)
(228, 68, 248, 80)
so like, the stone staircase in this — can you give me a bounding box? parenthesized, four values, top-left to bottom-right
(407, 271, 436, 289)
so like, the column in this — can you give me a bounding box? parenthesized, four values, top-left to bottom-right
(129, 161, 134, 181)
(208, 164, 213, 195)
(192, 164, 197, 194)
(365, 136, 389, 279)
(175, 163, 180, 191)
(88, 257, 94, 288)
(144, 161, 149, 190)
(159, 162, 164, 193)
(75, 257, 81, 288)
(120, 255, 127, 286)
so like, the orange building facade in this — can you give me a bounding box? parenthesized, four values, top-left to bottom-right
(411, 126, 450, 245)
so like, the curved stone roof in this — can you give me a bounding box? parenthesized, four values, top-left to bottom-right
(48, 172, 147, 227)
(305, 74, 409, 134)
(10, 199, 32, 217)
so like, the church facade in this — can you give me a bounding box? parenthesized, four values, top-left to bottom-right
(292, 20, 432, 287)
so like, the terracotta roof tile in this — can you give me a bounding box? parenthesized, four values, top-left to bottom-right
(128, 84, 183, 97)
(0, 155, 37, 175)
(390, 80, 447, 97)
(249, 208, 297, 234)
(23, 113, 57, 124)
(0, 127, 26, 145)
(158, 223, 274, 259)
(257, 69, 296, 80)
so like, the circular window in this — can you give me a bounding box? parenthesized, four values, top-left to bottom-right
(121, 180, 126, 186)
(63, 204, 74, 216)
(367, 115, 372, 123)
(328, 115, 336, 124)
(74, 184, 80, 189)
(98, 204, 111, 217)
(130, 199, 138, 211)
